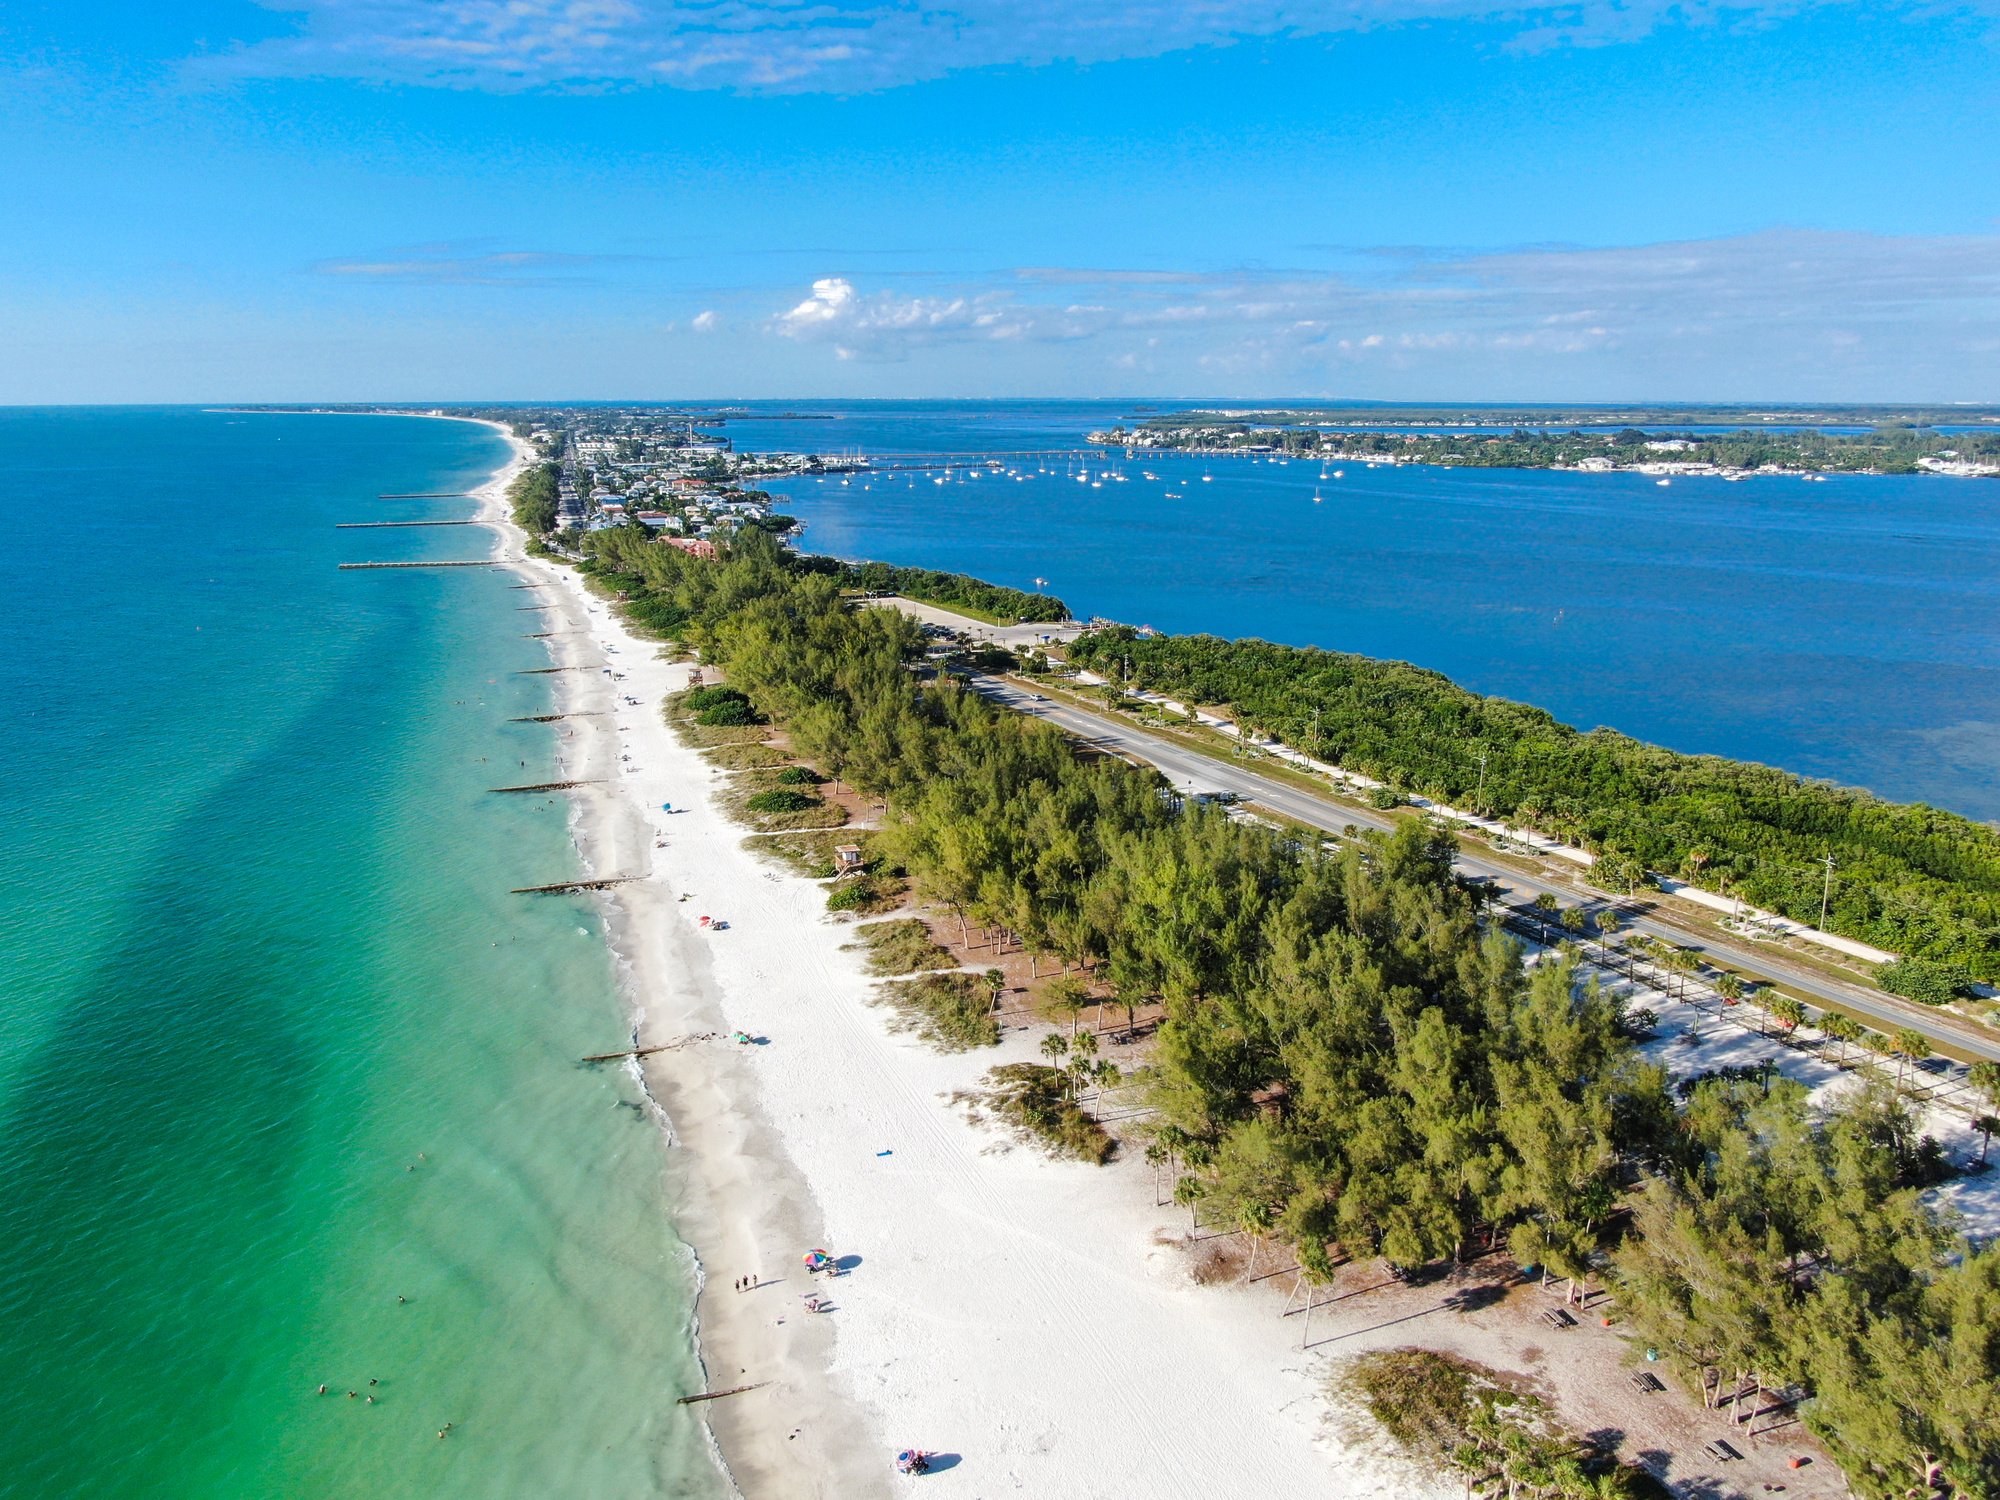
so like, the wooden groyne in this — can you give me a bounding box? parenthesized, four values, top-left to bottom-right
(507, 712, 604, 723)
(676, 1383, 766, 1407)
(338, 560, 498, 570)
(379, 491, 475, 498)
(524, 631, 578, 639)
(488, 779, 600, 793)
(582, 1033, 719, 1063)
(510, 584, 547, 590)
(336, 520, 479, 529)
(511, 876, 638, 895)
(517, 665, 587, 675)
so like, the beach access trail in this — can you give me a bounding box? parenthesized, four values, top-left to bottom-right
(468, 487, 1435, 1493)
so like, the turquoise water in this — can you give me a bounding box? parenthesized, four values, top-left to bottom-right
(0, 410, 725, 1499)
(724, 401, 2000, 822)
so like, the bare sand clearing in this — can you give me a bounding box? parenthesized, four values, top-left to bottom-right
(450, 424, 1435, 1497)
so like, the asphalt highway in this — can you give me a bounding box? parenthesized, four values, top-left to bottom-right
(972, 675, 2000, 1068)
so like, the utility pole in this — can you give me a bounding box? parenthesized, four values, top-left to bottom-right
(1475, 751, 1488, 817)
(1819, 853, 1837, 931)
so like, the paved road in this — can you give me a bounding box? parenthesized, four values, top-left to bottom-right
(871, 596, 1082, 650)
(973, 676, 2000, 1067)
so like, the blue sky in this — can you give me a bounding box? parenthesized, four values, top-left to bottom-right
(4, 2, 1998, 401)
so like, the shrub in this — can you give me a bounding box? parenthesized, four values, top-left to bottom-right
(983, 1063, 1114, 1163)
(1877, 958, 1969, 1006)
(848, 918, 953, 975)
(876, 973, 1000, 1050)
(776, 766, 823, 785)
(685, 685, 747, 712)
(1367, 785, 1405, 810)
(745, 788, 815, 814)
(696, 698, 758, 727)
(1337, 1351, 1664, 1498)
(826, 878, 875, 911)
(626, 596, 691, 636)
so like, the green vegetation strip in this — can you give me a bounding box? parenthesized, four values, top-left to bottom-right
(582, 523, 2000, 1494)
(1070, 629, 2000, 981)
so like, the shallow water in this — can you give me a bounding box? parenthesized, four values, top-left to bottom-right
(727, 401, 2000, 822)
(0, 409, 726, 1499)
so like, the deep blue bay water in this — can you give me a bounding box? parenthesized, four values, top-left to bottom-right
(0, 409, 724, 1500)
(722, 401, 2000, 824)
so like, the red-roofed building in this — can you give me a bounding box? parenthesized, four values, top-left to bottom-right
(665, 536, 718, 561)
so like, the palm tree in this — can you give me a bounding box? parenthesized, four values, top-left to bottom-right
(1821, 1011, 1861, 1066)
(1172, 1173, 1203, 1232)
(1040, 1032, 1069, 1067)
(1892, 1027, 1930, 1092)
(1533, 891, 1560, 942)
(1861, 1027, 1897, 1078)
(1770, 997, 1806, 1036)
(1975, 1115, 2000, 1170)
(1236, 1200, 1274, 1280)
(1970, 1061, 2000, 1115)
(1664, 947, 1700, 1002)
(1594, 907, 1622, 948)
(1714, 970, 1744, 1008)
(1088, 1058, 1120, 1110)
(1065, 1028, 1101, 1101)
(1144, 1138, 1172, 1204)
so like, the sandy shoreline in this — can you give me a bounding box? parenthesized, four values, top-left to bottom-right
(432, 419, 1858, 1500)
(435, 422, 1439, 1500)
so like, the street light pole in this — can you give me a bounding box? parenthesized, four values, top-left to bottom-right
(1820, 853, 1837, 931)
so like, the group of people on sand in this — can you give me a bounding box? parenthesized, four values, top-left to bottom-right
(733, 1274, 759, 1292)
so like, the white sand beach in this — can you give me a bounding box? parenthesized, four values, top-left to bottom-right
(434, 421, 1874, 1500)
(452, 422, 1439, 1498)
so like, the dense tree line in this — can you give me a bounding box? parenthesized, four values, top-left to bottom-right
(1068, 629, 2000, 979)
(507, 462, 559, 535)
(791, 556, 1069, 624)
(581, 527, 1997, 1495)
(1096, 422, 2000, 474)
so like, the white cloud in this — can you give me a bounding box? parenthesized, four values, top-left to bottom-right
(312, 246, 614, 284)
(759, 229, 2000, 393)
(204, 1, 1994, 95)
(691, 308, 720, 331)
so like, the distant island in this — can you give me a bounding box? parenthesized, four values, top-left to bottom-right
(1091, 406, 2000, 476)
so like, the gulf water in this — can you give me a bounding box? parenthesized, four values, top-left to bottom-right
(0, 410, 726, 1499)
(728, 401, 2000, 824)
